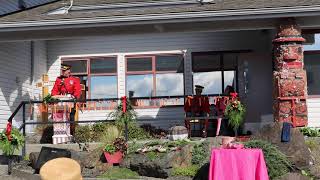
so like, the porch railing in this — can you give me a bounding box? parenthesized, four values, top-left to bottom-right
(7, 94, 229, 157)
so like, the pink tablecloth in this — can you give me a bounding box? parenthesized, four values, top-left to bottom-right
(209, 148, 269, 180)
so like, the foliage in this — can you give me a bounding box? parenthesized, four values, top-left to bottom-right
(43, 94, 59, 104)
(140, 124, 168, 138)
(171, 165, 200, 177)
(224, 99, 246, 134)
(74, 125, 91, 143)
(244, 140, 293, 179)
(191, 141, 209, 166)
(127, 141, 144, 155)
(104, 144, 116, 154)
(108, 97, 137, 129)
(127, 123, 151, 140)
(300, 169, 316, 180)
(146, 151, 159, 161)
(100, 124, 121, 144)
(98, 167, 139, 179)
(104, 137, 128, 154)
(305, 139, 318, 150)
(300, 127, 320, 137)
(74, 123, 120, 143)
(0, 128, 25, 156)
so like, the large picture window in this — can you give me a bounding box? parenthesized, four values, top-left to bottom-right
(126, 54, 184, 98)
(192, 52, 238, 95)
(62, 56, 117, 99)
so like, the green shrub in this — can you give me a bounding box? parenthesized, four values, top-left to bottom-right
(127, 123, 151, 140)
(191, 141, 209, 166)
(244, 140, 293, 180)
(127, 141, 144, 155)
(98, 167, 139, 179)
(100, 124, 121, 145)
(0, 127, 25, 156)
(74, 125, 91, 143)
(300, 127, 320, 137)
(171, 165, 200, 177)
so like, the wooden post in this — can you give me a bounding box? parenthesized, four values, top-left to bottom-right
(37, 74, 49, 122)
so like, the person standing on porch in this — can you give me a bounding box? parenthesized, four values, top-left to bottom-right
(184, 85, 210, 137)
(51, 64, 82, 135)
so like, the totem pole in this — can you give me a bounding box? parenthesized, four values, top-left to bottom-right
(273, 18, 308, 127)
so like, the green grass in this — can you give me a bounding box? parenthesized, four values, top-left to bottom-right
(98, 167, 139, 179)
(171, 165, 200, 177)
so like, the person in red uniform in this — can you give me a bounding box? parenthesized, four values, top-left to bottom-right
(51, 64, 82, 99)
(51, 64, 82, 135)
(184, 85, 210, 137)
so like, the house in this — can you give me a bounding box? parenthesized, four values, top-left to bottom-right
(0, 0, 319, 133)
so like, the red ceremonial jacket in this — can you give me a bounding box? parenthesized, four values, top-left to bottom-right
(184, 95, 210, 114)
(51, 76, 82, 99)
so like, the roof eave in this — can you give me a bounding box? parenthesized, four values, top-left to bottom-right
(1, 5, 320, 32)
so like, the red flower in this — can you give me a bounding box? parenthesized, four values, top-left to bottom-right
(5, 122, 12, 141)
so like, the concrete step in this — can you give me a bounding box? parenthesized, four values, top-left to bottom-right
(0, 164, 8, 176)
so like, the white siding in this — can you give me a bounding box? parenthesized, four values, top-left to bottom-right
(307, 98, 320, 128)
(0, 41, 47, 130)
(47, 31, 270, 129)
(0, 41, 31, 129)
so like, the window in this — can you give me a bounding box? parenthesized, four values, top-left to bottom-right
(62, 56, 117, 99)
(304, 52, 320, 95)
(303, 32, 320, 96)
(126, 54, 184, 98)
(192, 52, 238, 95)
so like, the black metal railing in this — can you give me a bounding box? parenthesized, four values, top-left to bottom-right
(7, 94, 228, 157)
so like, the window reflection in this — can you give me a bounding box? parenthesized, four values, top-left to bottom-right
(90, 76, 117, 99)
(224, 71, 237, 92)
(127, 74, 153, 97)
(305, 54, 320, 95)
(193, 72, 222, 94)
(156, 73, 183, 96)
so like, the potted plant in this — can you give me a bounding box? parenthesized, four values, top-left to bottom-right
(103, 137, 127, 164)
(0, 122, 25, 174)
(224, 96, 246, 137)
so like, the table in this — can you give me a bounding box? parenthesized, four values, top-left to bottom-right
(184, 116, 223, 137)
(209, 148, 269, 180)
(52, 96, 73, 144)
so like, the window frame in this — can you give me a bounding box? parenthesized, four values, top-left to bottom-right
(61, 56, 118, 99)
(125, 53, 184, 97)
(304, 50, 320, 98)
(191, 51, 240, 95)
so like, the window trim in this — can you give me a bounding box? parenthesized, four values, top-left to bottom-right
(61, 56, 118, 99)
(125, 53, 184, 98)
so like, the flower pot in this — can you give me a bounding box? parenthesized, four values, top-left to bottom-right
(236, 135, 251, 142)
(221, 136, 236, 148)
(103, 151, 123, 164)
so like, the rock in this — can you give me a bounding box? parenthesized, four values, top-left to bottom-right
(168, 126, 188, 141)
(254, 122, 312, 169)
(166, 144, 193, 168)
(122, 153, 168, 178)
(122, 144, 194, 178)
(276, 173, 309, 180)
(29, 152, 40, 169)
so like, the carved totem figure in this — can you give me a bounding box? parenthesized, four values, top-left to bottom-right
(272, 18, 308, 127)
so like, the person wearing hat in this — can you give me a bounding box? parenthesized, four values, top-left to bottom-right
(51, 64, 82, 136)
(51, 64, 82, 99)
(184, 85, 210, 137)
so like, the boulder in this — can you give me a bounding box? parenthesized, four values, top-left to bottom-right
(168, 126, 188, 141)
(122, 144, 194, 178)
(29, 152, 40, 169)
(254, 122, 312, 169)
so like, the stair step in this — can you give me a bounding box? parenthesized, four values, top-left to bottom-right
(0, 164, 8, 176)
